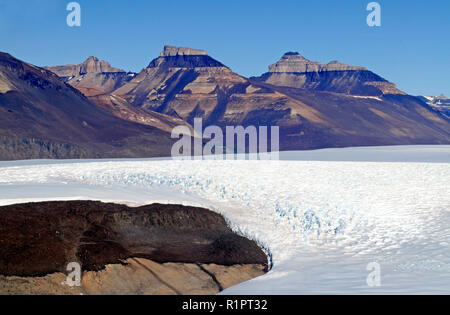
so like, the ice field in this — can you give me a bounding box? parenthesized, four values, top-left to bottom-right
(0, 145, 449, 294)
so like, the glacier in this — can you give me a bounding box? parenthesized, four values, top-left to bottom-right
(0, 145, 449, 294)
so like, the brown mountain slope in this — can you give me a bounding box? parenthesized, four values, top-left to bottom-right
(45, 56, 133, 96)
(45, 56, 192, 132)
(34, 46, 450, 156)
(251, 81, 450, 149)
(109, 46, 450, 150)
(45, 56, 124, 77)
(86, 92, 191, 134)
(0, 52, 175, 160)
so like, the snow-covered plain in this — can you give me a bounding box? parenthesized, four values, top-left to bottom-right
(0, 145, 449, 294)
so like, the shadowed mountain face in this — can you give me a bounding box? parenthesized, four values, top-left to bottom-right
(86, 93, 191, 134)
(253, 83, 450, 150)
(45, 56, 192, 134)
(0, 52, 175, 160)
(46, 56, 124, 77)
(112, 46, 249, 123)
(109, 46, 449, 149)
(252, 52, 404, 96)
(45, 57, 134, 96)
(2, 46, 449, 160)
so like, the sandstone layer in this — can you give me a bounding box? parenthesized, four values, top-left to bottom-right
(0, 258, 264, 295)
(110, 46, 449, 150)
(45, 56, 193, 132)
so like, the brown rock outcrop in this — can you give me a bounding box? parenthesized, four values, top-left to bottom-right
(268, 52, 366, 73)
(160, 45, 209, 57)
(45, 56, 125, 78)
(35, 47, 450, 155)
(0, 201, 268, 295)
(254, 51, 405, 96)
(0, 52, 176, 160)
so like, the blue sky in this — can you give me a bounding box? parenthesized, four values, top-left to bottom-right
(0, 0, 449, 96)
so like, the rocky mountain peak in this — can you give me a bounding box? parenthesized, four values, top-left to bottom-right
(269, 52, 366, 73)
(148, 46, 227, 69)
(78, 56, 123, 75)
(86, 56, 99, 62)
(282, 52, 307, 59)
(45, 57, 125, 78)
(160, 45, 209, 57)
(253, 51, 403, 96)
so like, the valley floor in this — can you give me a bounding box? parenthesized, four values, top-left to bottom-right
(0, 145, 449, 294)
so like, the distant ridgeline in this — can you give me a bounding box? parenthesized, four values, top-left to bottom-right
(0, 46, 449, 160)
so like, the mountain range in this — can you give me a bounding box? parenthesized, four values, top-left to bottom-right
(0, 52, 175, 160)
(0, 46, 449, 160)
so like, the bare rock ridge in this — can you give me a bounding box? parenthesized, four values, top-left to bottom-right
(44, 55, 190, 133)
(0, 52, 175, 160)
(45, 57, 134, 96)
(112, 45, 245, 119)
(46, 56, 125, 78)
(86, 93, 191, 134)
(160, 45, 209, 57)
(268, 52, 366, 73)
(0, 201, 268, 295)
(253, 51, 404, 96)
(110, 46, 449, 150)
(1, 46, 450, 159)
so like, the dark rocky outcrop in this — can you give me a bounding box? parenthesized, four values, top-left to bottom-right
(252, 52, 404, 96)
(44, 55, 192, 133)
(0, 201, 268, 277)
